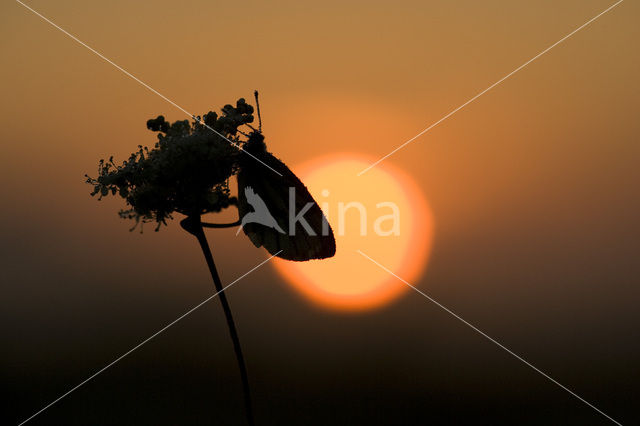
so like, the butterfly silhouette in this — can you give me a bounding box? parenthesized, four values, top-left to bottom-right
(236, 92, 336, 261)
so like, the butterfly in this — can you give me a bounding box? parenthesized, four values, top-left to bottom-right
(235, 92, 336, 262)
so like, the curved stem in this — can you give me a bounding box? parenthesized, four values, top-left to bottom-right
(201, 219, 241, 228)
(181, 216, 255, 426)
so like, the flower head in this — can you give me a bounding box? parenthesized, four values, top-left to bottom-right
(86, 98, 255, 231)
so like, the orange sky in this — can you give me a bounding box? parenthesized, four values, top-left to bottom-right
(2, 0, 638, 294)
(1, 0, 639, 320)
(1, 0, 638, 322)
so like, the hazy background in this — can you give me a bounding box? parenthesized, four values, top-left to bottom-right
(2, 0, 639, 424)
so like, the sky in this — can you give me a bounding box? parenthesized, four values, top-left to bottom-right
(1, 0, 639, 424)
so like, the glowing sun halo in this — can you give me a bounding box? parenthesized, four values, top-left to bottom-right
(273, 154, 434, 311)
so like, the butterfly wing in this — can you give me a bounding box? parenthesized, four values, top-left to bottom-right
(237, 151, 336, 261)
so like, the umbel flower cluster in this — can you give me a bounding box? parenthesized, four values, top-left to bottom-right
(86, 98, 255, 230)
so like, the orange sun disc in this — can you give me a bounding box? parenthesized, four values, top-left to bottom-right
(272, 153, 434, 311)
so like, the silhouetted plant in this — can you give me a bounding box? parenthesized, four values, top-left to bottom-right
(86, 93, 335, 425)
(86, 98, 255, 231)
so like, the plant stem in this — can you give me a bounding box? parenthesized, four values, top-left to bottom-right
(202, 219, 241, 228)
(181, 216, 255, 426)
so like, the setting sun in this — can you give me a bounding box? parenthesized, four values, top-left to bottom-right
(273, 154, 434, 311)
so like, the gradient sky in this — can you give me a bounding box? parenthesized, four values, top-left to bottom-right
(2, 1, 639, 425)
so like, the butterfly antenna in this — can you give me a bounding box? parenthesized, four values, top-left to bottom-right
(254, 90, 262, 132)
